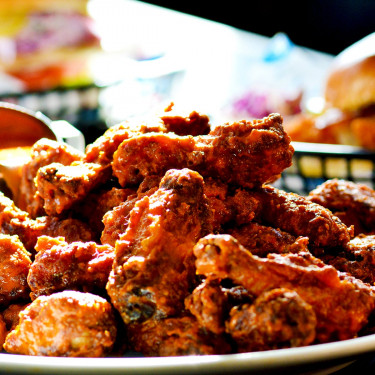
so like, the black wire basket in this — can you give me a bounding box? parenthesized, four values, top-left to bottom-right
(278, 142, 375, 195)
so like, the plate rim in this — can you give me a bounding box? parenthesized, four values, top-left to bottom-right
(0, 333, 375, 373)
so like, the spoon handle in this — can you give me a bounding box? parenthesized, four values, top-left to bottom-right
(49, 120, 85, 152)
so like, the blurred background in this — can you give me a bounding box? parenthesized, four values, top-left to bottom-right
(141, 0, 375, 55)
(0, 0, 373, 150)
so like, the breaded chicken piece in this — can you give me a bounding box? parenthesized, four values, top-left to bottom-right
(101, 177, 160, 246)
(249, 185, 353, 250)
(84, 105, 210, 166)
(0, 192, 95, 252)
(184, 279, 254, 336)
(322, 234, 375, 285)
(2, 303, 30, 332)
(4, 291, 117, 357)
(193, 234, 375, 343)
(81, 187, 135, 233)
(18, 138, 83, 218)
(203, 181, 260, 232)
(185, 279, 230, 335)
(126, 314, 231, 356)
(0, 234, 31, 308)
(107, 169, 212, 325)
(112, 113, 294, 188)
(228, 222, 309, 257)
(308, 179, 375, 235)
(84, 120, 166, 166)
(226, 288, 317, 352)
(28, 236, 114, 299)
(35, 161, 112, 216)
(0, 314, 7, 349)
(160, 105, 210, 136)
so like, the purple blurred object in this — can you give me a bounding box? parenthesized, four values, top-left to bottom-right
(15, 12, 99, 55)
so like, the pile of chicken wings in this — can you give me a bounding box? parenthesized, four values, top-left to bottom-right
(1, 104, 375, 357)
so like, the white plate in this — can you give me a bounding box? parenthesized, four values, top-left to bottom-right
(0, 334, 375, 374)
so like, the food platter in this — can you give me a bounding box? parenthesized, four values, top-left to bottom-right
(0, 333, 375, 375)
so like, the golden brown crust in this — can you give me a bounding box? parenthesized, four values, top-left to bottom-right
(4, 290, 117, 357)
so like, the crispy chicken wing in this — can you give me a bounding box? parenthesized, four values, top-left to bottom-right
(0, 234, 31, 307)
(2, 303, 30, 332)
(160, 105, 210, 136)
(75, 187, 135, 235)
(35, 162, 112, 216)
(308, 179, 375, 235)
(101, 177, 160, 246)
(193, 234, 375, 342)
(4, 290, 117, 357)
(322, 234, 375, 285)
(1, 192, 95, 252)
(249, 185, 353, 250)
(0, 315, 7, 348)
(112, 113, 294, 188)
(28, 236, 114, 299)
(84, 104, 210, 166)
(107, 168, 212, 325)
(228, 222, 309, 257)
(184, 279, 229, 335)
(83, 120, 165, 166)
(203, 181, 260, 232)
(185, 278, 254, 335)
(226, 288, 317, 352)
(18, 138, 83, 217)
(126, 314, 231, 356)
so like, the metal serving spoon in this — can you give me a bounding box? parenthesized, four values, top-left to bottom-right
(0, 102, 85, 202)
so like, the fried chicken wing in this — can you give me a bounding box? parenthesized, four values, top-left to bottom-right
(28, 236, 114, 299)
(0, 192, 34, 250)
(18, 138, 83, 217)
(75, 187, 135, 235)
(249, 185, 353, 250)
(126, 314, 231, 356)
(0, 315, 7, 348)
(4, 291, 117, 357)
(184, 279, 229, 335)
(228, 222, 309, 257)
(112, 113, 294, 188)
(226, 288, 317, 352)
(0, 234, 31, 308)
(193, 234, 375, 342)
(160, 105, 210, 136)
(184, 278, 254, 336)
(106, 168, 212, 325)
(308, 179, 375, 235)
(2, 303, 30, 332)
(39, 216, 96, 243)
(322, 234, 375, 285)
(35, 162, 112, 216)
(84, 104, 210, 166)
(203, 182, 260, 232)
(83, 120, 165, 166)
(101, 177, 160, 246)
(1, 192, 95, 251)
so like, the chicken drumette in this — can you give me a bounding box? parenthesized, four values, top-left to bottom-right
(248, 185, 353, 251)
(0, 192, 95, 252)
(308, 178, 375, 236)
(193, 234, 375, 343)
(4, 290, 117, 357)
(107, 168, 212, 325)
(112, 113, 294, 188)
(28, 236, 114, 299)
(226, 288, 317, 352)
(18, 138, 83, 217)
